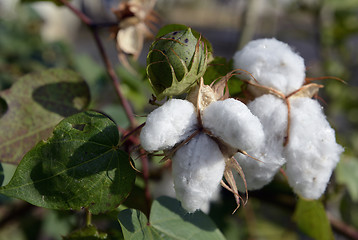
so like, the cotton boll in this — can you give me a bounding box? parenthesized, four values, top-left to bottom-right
(172, 133, 225, 213)
(233, 38, 305, 95)
(202, 98, 264, 152)
(234, 151, 283, 191)
(235, 94, 288, 190)
(140, 99, 198, 152)
(284, 98, 344, 199)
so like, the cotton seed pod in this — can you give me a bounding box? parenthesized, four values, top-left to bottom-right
(233, 38, 305, 96)
(202, 98, 265, 153)
(172, 133, 225, 213)
(140, 99, 198, 152)
(235, 94, 287, 191)
(284, 98, 343, 199)
(146, 27, 209, 99)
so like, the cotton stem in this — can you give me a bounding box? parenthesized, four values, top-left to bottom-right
(59, 0, 137, 129)
(85, 209, 92, 227)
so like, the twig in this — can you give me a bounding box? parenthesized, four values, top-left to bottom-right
(59, 0, 137, 129)
(327, 213, 358, 240)
(120, 122, 146, 145)
(91, 31, 137, 128)
(140, 148, 151, 217)
(59, 0, 91, 25)
(85, 208, 92, 227)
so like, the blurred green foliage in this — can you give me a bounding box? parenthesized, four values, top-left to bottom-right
(0, 6, 73, 91)
(1, 0, 358, 239)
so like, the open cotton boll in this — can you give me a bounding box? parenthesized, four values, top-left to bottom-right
(235, 94, 288, 190)
(235, 151, 284, 191)
(202, 98, 264, 152)
(233, 38, 305, 95)
(284, 98, 344, 199)
(172, 133, 225, 213)
(140, 99, 198, 152)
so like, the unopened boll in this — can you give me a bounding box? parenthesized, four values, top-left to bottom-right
(235, 94, 287, 190)
(233, 38, 305, 95)
(284, 98, 344, 199)
(202, 98, 265, 152)
(172, 133, 225, 212)
(140, 99, 198, 152)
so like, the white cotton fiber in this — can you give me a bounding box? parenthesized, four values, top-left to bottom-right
(202, 98, 264, 152)
(284, 98, 343, 199)
(233, 38, 306, 95)
(140, 99, 198, 152)
(172, 133, 225, 213)
(235, 94, 288, 190)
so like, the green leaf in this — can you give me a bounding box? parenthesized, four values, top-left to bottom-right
(293, 198, 334, 240)
(203, 57, 233, 84)
(336, 156, 358, 201)
(203, 57, 243, 96)
(0, 69, 90, 164)
(118, 196, 226, 240)
(0, 111, 136, 214)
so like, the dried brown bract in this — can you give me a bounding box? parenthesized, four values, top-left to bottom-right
(112, 0, 159, 72)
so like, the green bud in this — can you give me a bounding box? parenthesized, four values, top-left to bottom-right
(146, 27, 209, 99)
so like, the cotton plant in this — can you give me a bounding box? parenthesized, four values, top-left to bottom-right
(233, 38, 344, 200)
(140, 26, 267, 212)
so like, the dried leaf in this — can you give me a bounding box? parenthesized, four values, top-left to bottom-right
(117, 23, 144, 57)
(222, 157, 249, 213)
(187, 78, 216, 112)
(288, 83, 323, 99)
(210, 70, 234, 100)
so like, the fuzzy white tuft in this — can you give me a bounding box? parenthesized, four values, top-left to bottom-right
(140, 99, 198, 152)
(233, 38, 305, 95)
(235, 94, 288, 190)
(284, 98, 344, 199)
(202, 98, 265, 152)
(172, 133, 225, 213)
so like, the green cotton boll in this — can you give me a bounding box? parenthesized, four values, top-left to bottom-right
(147, 27, 209, 99)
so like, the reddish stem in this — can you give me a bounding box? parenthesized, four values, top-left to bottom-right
(59, 0, 91, 25)
(91, 30, 137, 128)
(327, 213, 358, 240)
(140, 149, 151, 216)
(283, 98, 291, 146)
(59, 0, 137, 129)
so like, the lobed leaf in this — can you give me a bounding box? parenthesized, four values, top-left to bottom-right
(118, 196, 226, 240)
(0, 69, 90, 164)
(0, 111, 136, 214)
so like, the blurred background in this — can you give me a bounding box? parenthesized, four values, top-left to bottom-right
(0, 0, 358, 239)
